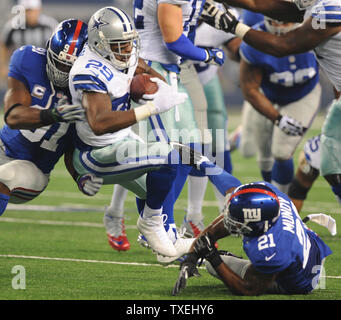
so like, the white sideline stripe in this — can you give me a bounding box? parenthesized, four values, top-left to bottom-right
(0, 254, 177, 268)
(0, 217, 137, 229)
(0, 254, 340, 279)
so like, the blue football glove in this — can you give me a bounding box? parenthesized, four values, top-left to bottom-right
(204, 48, 225, 66)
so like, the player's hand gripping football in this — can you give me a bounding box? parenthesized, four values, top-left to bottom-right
(76, 173, 103, 196)
(144, 78, 188, 115)
(172, 252, 201, 296)
(52, 96, 86, 123)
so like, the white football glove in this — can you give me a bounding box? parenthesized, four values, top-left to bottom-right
(275, 114, 305, 136)
(77, 173, 103, 196)
(53, 96, 86, 123)
(145, 78, 188, 115)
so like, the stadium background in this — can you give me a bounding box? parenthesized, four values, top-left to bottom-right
(0, 0, 340, 302)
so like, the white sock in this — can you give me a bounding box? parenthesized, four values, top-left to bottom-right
(187, 175, 208, 221)
(106, 185, 128, 218)
(143, 203, 162, 219)
(213, 185, 225, 212)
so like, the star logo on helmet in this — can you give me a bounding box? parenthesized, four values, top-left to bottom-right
(91, 15, 109, 31)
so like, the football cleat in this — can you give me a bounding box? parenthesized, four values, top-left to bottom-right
(107, 233, 130, 252)
(181, 214, 205, 238)
(157, 238, 196, 265)
(137, 214, 177, 257)
(103, 209, 130, 251)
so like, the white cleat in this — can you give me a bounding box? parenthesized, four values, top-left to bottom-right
(137, 214, 177, 257)
(157, 237, 196, 264)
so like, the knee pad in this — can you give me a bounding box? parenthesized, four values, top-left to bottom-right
(0, 160, 49, 203)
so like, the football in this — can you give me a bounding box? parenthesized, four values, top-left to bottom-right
(130, 73, 158, 103)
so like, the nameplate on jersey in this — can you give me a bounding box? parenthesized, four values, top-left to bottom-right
(32, 84, 46, 99)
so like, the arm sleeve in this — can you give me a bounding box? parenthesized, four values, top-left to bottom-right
(165, 33, 207, 62)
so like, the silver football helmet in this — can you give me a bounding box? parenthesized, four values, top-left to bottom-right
(293, 0, 317, 10)
(88, 6, 139, 70)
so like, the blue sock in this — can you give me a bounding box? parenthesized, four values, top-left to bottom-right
(213, 150, 233, 174)
(197, 161, 241, 195)
(0, 193, 10, 216)
(272, 159, 294, 185)
(332, 182, 341, 200)
(145, 165, 177, 210)
(261, 170, 272, 182)
(162, 163, 192, 231)
(136, 197, 145, 216)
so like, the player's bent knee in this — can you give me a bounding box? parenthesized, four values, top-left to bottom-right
(0, 160, 49, 203)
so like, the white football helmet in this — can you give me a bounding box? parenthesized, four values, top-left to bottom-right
(88, 6, 139, 70)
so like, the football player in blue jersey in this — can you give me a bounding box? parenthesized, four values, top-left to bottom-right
(0, 19, 101, 217)
(197, 0, 341, 237)
(239, 14, 321, 193)
(172, 182, 332, 296)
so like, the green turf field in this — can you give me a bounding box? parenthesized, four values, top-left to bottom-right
(0, 112, 340, 302)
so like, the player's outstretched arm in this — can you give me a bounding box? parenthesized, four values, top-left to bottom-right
(219, 0, 304, 22)
(4, 77, 85, 129)
(4, 77, 42, 129)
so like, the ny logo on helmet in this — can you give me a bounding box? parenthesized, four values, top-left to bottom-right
(243, 208, 261, 221)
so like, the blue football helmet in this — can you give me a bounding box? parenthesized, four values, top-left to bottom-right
(46, 19, 88, 88)
(223, 183, 280, 237)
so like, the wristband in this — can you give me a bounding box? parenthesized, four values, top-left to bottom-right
(235, 23, 251, 39)
(133, 102, 155, 122)
(4, 103, 22, 124)
(40, 109, 60, 125)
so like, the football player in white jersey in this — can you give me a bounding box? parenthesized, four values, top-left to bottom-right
(133, 0, 226, 245)
(199, 0, 341, 219)
(69, 6, 190, 258)
(180, 8, 242, 237)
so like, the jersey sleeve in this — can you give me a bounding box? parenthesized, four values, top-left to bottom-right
(71, 74, 108, 94)
(239, 41, 264, 66)
(7, 46, 30, 87)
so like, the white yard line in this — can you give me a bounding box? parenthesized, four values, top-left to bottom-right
(0, 216, 137, 229)
(0, 254, 340, 279)
(0, 254, 177, 268)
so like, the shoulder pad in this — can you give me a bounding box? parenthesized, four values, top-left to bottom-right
(311, 1, 341, 23)
(157, 0, 190, 5)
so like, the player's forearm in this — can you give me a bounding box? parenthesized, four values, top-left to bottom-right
(222, 0, 303, 22)
(243, 29, 302, 57)
(87, 109, 137, 135)
(215, 262, 259, 296)
(244, 89, 280, 122)
(4, 104, 47, 129)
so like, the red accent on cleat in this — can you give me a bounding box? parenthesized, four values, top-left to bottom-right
(107, 234, 130, 251)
